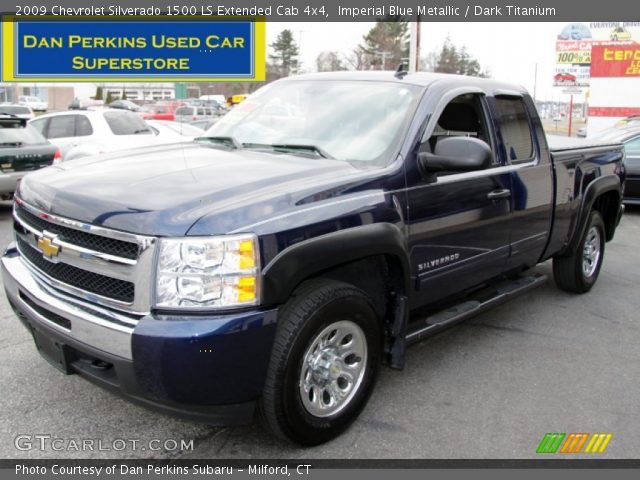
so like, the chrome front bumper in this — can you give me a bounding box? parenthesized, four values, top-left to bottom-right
(2, 246, 134, 360)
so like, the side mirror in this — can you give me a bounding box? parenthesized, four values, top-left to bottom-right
(418, 136, 492, 174)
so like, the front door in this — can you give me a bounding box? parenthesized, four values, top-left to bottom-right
(406, 92, 512, 309)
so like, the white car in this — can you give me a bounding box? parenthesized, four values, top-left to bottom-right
(29, 109, 165, 161)
(18, 96, 48, 112)
(0, 104, 35, 120)
(146, 120, 203, 142)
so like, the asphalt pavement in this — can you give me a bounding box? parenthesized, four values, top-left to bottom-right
(1, 200, 638, 459)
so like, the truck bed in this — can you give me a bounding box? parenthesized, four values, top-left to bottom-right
(546, 135, 622, 152)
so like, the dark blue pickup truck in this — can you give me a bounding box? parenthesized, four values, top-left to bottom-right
(2, 72, 625, 445)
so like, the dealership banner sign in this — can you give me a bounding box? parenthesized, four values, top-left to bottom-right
(553, 21, 640, 87)
(591, 44, 640, 77)
(0, 17, 266, 81)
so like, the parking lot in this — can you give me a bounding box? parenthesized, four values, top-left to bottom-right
(0, 200, 639, 460)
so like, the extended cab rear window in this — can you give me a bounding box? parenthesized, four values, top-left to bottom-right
(103, 111, 152, 135)
(495, 97, 534, 164)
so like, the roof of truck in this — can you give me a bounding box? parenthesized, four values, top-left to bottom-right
(286, 71, 529, 95)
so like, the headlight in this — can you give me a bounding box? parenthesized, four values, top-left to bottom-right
(155, 234, 260, 309)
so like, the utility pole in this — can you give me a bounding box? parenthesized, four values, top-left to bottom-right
(409, 18, 422, 72)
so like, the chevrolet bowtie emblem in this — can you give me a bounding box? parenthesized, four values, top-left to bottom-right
(37, 235, 60, 259)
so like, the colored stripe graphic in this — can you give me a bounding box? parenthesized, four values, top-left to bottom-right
(560, 433, 589, 453)
(584, 433, 613, 454)
(537, 433, 566, 453)
(537, 433, 613, 454)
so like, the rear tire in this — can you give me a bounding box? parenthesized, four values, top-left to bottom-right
(260, 279, 382, 445)
(553, 210, 605, 293)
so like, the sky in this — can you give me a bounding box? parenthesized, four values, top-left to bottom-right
(267, 22, 573, 102)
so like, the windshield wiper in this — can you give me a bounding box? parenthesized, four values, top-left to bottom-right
(195, 135, 243, 150)
(243, 143, 334, 159)
(133, 129, 151, 134)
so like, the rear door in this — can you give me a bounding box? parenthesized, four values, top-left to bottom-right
(406, 91, 512, 308)
(491, 95, 554, 270)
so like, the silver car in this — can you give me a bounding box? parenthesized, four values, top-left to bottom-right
(174, 105, 224, 123)
(29, 109, 164, 161)
(0, 104, 35, 120)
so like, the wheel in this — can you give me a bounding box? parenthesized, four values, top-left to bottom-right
(553, 210, 606, 293)
(260, 279, 382, 445)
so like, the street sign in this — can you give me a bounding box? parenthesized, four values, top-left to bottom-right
(562, 87, 584, 95)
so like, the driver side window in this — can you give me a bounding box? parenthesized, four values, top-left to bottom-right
(422, 93, 497, 174)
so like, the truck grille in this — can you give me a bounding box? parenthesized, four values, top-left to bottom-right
(17, 237, 135, 303)
(15, 203, 139, 260)
(13, 199, 156, 314)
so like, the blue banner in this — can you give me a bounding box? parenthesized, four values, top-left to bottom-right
(1, 18, 266, 81)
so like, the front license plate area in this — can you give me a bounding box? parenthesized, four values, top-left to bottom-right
(31, 327, 74, 374)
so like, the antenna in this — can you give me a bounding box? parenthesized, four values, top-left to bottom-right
(394, 64, 408, 79)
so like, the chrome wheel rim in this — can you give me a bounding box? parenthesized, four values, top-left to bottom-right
(299, 320, 368, 418)
(582, 226, 601, 278)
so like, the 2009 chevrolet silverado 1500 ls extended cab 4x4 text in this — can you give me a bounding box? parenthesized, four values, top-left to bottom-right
(2, 72, 624, 445)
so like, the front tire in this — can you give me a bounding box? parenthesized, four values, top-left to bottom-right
(553, 210, 606, 293)
(260, 279, 382, 445)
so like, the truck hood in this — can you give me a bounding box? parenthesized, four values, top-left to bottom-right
(18, 142, 366, 236)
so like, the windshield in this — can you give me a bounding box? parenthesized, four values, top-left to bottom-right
(0, 124, 47, 146)
(204, 80, 422, 164)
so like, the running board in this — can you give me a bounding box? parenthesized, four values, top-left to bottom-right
(405, 273, 548, 346)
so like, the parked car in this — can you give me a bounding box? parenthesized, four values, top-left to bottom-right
(173, 105, 224, 123)
(228, 94, 248, 106)
(146, 120, 203, 141)
(554, 72, 577, 82)
(139, 104, 177, 121)
(199, 94, 226, 107)
(615, 115, 640, 127)
(4, 72, 624, 445)
(0, 115, 59, 198)
(0, 104, 35, 120)
(590, 126, 640, 204)
(18, 95, 48, 112)
(68, 98, 104, 110)
(107, 100, 141, 112)
(29, 109, 160, 161)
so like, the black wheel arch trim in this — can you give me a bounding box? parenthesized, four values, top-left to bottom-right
(261, 223, 411, 307)
(564, 174, 621, 254)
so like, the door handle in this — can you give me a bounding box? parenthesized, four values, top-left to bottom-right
(486, 189, 511, 200)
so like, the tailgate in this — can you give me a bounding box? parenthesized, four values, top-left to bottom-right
(0, 144, 57, 173)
